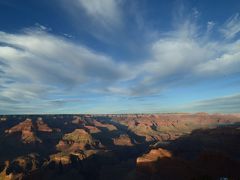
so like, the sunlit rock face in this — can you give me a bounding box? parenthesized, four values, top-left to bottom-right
(0, 154, 44, 180)
(71, 116, 85, 125)
(5, 118, 54, 144)
(113, 134, 133, 146)
(52, 128, 105, 165)
(5, 119, 41, 144)
(56, 129, 102, 152)
(136, 148, 173, 174)
(84, 125, 101, 134)
(5, 119, 33, 134)
(36, 118, 53, 132)
(92, 120, 117, 131)
(137, 148, 172, 164)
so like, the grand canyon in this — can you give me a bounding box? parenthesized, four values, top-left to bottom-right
(1, 0, 240, 179)
(0, 113, 240, 180)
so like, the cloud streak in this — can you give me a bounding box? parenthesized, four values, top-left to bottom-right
(77, 0, 122, 28)
(130, 11, 240, 96)
(62, 0, 123, 31)
(187, 94, 240, 113)
(220, 13, 240, 39)
(0, 28, 133, 113)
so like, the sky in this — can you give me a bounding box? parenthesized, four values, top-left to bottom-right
(0, 0, 240, 114)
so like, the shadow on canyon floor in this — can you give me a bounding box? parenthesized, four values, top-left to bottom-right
(137, 123, 240, 180)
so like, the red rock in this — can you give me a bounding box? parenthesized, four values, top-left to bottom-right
(113, 134, 133, 146)
(71, 116, 84, 125)
(56, 129, 103, 152)
(36, 118, 53, 132)
(84, 125, 101, 133)
(92, 120, 117, 131)
(137, 148, 172, 164)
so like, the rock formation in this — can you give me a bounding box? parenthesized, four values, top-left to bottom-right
(113, 134, 133, 146)
(137, 148, 172, 164)
(5, 119, 42, 144)
(84, 125, 101, 134)
(92, 120, 117, 131)
(36, 118, 53, 132)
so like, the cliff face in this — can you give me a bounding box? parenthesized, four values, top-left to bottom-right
(5, 119, 41, 144)
(56, 129, 102, 152)
(137, 148, 172, 164)
(36, 118, 53, 132)
(92, 120, 117, 131)
(5, 118, 53, 144)
(113, 134, 133, 146)
(51, 128, 105, 165)
(5, 119, 33, 134)
(84, 125, 101, 134)
(0, 154, 44, 180)
(71, 116, 85, 125)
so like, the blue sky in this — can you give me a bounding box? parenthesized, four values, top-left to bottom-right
(0, 0, 240, 114)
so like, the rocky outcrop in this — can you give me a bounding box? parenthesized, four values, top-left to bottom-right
(137, 148, 172, 164)
(0, 154, 44, 180)
(52, 129, 104, 165)
(22, 130, 42, 144)
(113, 134, 133, 146)
(71, 116, 85, 125)
(5, 119, 41, 144)
(36, 118, 53, 132)
(136, 148, 173, 175)
(5, 118, 54, 144)
(49, 152, 85, 165)
(5, 119, 33, 134)
(0, 161, 18, 180)
(84, 125, 101, 134)
(92, 120, 117, 131)
(56, 129, 103, 152)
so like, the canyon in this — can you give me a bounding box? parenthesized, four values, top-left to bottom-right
(0, 113, 240, 179)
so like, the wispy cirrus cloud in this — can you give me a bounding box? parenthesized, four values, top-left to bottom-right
(0, 29, 130, 84)
(127, 11, 240, 96)
(62, 0, 123, 30)
(77, 0, 122, 28)
(220, 13, 240, 39)
(0, 28, 133, 113)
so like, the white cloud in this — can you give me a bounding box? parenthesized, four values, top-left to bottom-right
(207, 21, 215, 33)
(0, 30, 130, 83)
(144, 38, 208, 77)
(129, 14, 240, 95)
(220, 13, 240, 39)
(196, 51, 240, 76)
(34, 23, 52, 31)
(186, 93, 240, 113)
(0, 29, 133, 113)
(64, 0, 122, 29)
(79, 0, 122, 26)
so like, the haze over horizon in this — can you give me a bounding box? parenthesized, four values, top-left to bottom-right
(0, 0, 240, 114)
